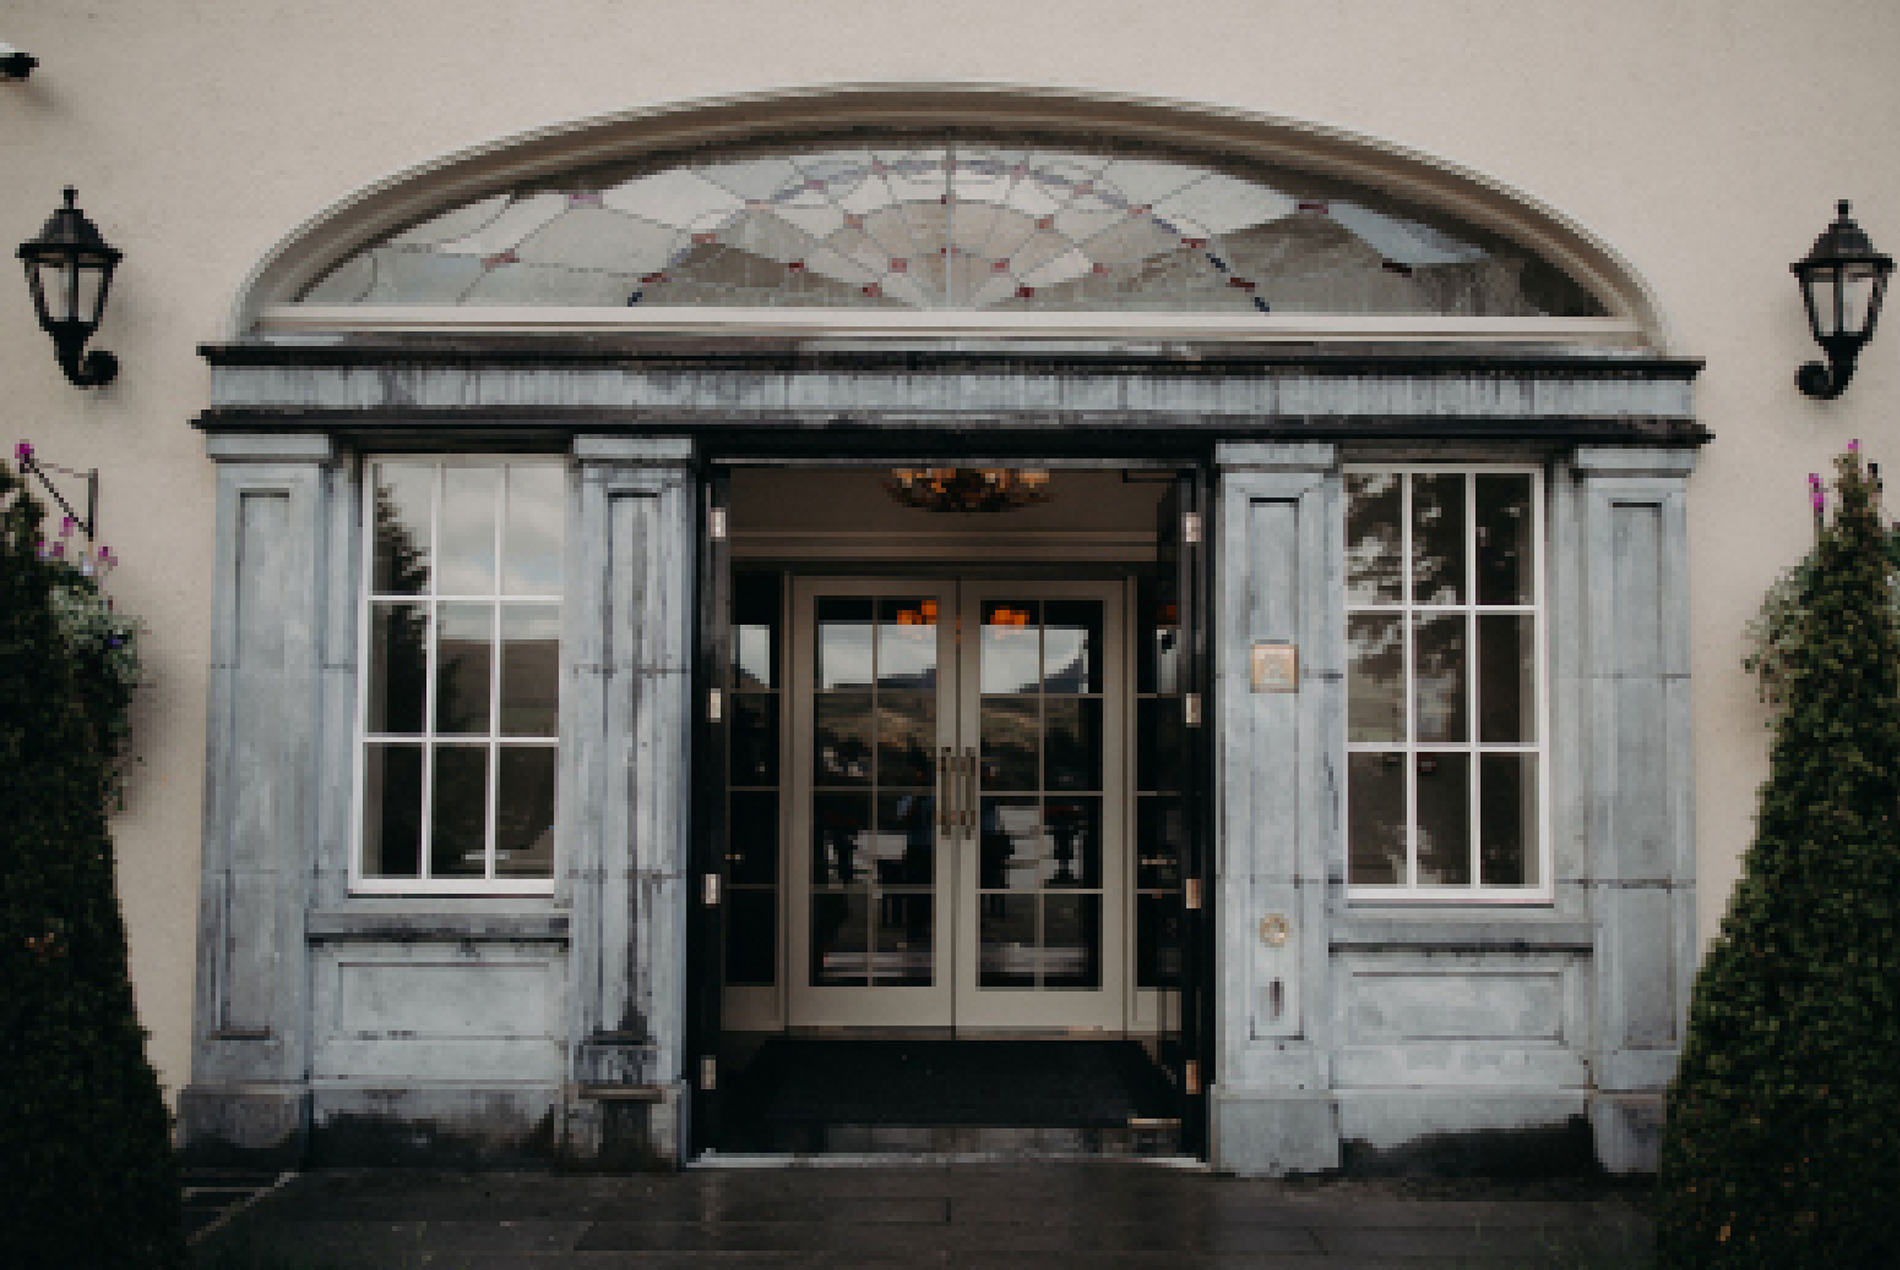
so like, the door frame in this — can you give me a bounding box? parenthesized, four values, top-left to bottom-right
(686, 458, 1217, 1157)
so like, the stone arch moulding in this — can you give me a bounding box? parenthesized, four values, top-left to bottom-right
(231, 81, 1673, 349)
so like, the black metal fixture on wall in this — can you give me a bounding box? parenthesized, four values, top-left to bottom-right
(17, 187, 121, 387)
(1791, 200, 1893, 399)
(0, 43, 36, 80)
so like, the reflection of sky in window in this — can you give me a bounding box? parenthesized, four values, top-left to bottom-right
(504, 465, 564, 595)
(303, 142, 1603, 318)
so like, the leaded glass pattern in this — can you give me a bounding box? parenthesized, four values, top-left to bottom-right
(301, 142, 1604, 317)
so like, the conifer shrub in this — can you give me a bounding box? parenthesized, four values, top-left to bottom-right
(1656, 446, 1900, 1268)
(0, 449, 184, 1268)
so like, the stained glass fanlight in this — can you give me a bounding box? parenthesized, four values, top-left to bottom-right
(301, 141, 1604, 319)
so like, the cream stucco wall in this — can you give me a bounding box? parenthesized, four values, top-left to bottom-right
(3, 0, 1897, 1107)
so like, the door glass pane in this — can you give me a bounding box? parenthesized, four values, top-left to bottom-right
(817, 597, 874, 690)
(499, 605, 559, 736)
(1475, 474, 1534, 606)
(495, 746, 556, 877)
(1413, 614, 1468, 743)
(731, 694, 780, 785)
(732, 573, 780, 691)
(981, 601, 1041, 693)
(979, 894, 1037, 988)
(1043, 894, 1101, 989)
(1481, 754, 1538, 886)
(814, 694, 874, 785)
(980, 698, 1038, 790)
(729, 790, 778, 885)
(726, 888, 777, 987)
(876, 693, 935, 787)
(1139, 576, 1182, 697)
(1411, 472, 1466, 605)
(1044, 698, 1102, 791)
(1347, 752, 1405, 885)
(1042, 601, 1101, 693)
(979, 797, 1041, 890)
(877, 597, 938, 690)
(439, 466, 500, 595)
(430, 746, 488, 877)
(875, 793, 934, 885)
(812, 794, 872, 885)
(811, 891, 869, 986)
(1416, 752, 1471, 885)
(874, 894, 932, 986)
(1347, 614, 1404, 742)
(1136, 796, 1183, 888)
(1136, 892, 1182, 989)
(436, 602, 493, 734)
(1041, 797, 1101, 888)
(1478, 614, 1536, 743)
(1346, 472, 1403, 605)
(1136, 697, 1184, 791)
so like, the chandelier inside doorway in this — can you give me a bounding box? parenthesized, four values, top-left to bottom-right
(884, 467, 1052, 514)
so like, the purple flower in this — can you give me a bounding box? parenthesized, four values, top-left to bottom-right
(59, 515, 74, 538)
(51, 541, 65, 559)
(1810, 473, 1825, 514)
(14, 441, 30, 465)
(1849, 438, 1860, 452)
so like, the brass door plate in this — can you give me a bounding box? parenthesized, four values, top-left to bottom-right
(1250, 642, 1298, 693)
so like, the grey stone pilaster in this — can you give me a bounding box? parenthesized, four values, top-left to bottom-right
(560, 436, 696, 1167)
(1566, 446, 1698, 1172)
(180, 433, 336, 1164)
(1209, 442, 1342, 1175)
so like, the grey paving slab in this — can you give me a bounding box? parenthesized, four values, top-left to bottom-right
(189, 1164, 1655, 1269)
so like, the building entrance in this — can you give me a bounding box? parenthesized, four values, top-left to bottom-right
(785, 577, 1127, 1031)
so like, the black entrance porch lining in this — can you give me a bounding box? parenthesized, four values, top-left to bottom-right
(718, 1038, 1179, 1154)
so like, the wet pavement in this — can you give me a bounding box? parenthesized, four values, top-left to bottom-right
(188, 1161, 1656, 1268)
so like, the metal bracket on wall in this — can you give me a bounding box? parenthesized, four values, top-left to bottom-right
(14, 445, 98, 541)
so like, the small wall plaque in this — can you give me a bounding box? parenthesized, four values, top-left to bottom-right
(1250, 641, 1298, 693)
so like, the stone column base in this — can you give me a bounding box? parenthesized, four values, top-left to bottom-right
(178, 1082, 310, 1168)
(561, 1080, 686, 1171)
(1209, 1087, 1340, 1176)
(1590, 1091, 1665, 1174)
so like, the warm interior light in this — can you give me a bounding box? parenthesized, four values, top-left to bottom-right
(885, 467, 1055, 514)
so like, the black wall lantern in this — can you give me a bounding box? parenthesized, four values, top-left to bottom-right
(1791, 200, 1892, 399)
(17, 187, 120, 388)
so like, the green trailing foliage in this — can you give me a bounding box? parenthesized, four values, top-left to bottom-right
(1657, 447, 1900, 1268)
(0, 455, 183, 1268)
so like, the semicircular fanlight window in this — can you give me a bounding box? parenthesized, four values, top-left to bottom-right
(300, 141, 1604, 317)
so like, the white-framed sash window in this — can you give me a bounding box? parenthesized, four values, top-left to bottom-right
(352, 456, 565, 893)
(1343, 464, 1549, 900)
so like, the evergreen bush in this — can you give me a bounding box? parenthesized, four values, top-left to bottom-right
(1656, 446, 1900, 1268)
(0, 450, 184, 1268)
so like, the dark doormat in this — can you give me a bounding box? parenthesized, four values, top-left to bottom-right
(719, 1038, 1177, 1151)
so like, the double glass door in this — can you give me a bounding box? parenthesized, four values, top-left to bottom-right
(787, 578, 1126, 1031)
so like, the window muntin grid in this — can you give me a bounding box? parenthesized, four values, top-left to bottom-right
(1343, 465, 1548, 900)
(298, 140, 1605, 319)
(353, 457, 565, 893)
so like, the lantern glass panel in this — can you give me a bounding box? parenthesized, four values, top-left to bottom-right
(1840, 260, 1881, 338)
(1804, 265, 1842, 340)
